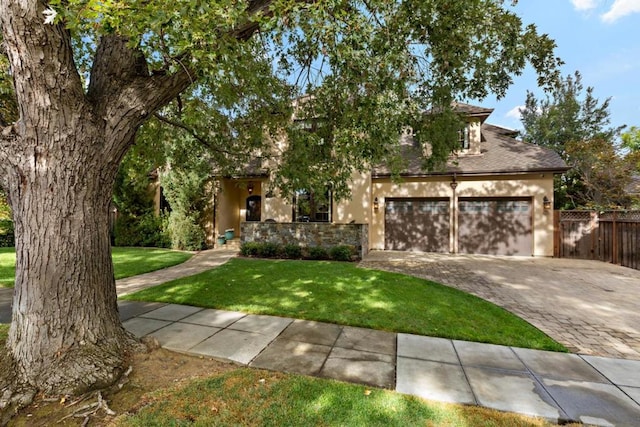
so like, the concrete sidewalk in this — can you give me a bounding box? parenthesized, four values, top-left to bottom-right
(119, 301, 640, 426)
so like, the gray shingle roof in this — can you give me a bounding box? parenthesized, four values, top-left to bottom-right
(372, 123, 569, 177)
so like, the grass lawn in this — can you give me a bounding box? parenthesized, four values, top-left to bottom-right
(0, 247, 192, 288)
(123, 258, 566, 351)
(119, 368, 553, 427)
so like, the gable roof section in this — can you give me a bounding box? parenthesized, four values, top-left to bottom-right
(372, 123, 569, 178)
(452, 102, 494, 122)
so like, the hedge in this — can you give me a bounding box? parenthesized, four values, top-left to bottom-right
(240, 242, 357, 262)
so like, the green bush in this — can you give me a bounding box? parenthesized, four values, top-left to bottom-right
(240, 242, 356, 262)
(329, 245, 354, 262)
(257, 242, 280, 258)
(240, 242, 261, 257)
(307, 246, 329, 260)
(0, 219, 14, 248)
(282, 244, 302, 259)
(168, 213, 206, 251)
(114, 213, 170, 248)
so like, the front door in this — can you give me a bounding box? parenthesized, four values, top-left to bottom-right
(246, 195, 261, 222)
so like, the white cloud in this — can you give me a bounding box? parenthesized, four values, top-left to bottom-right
(602, 0, 640, 22)
(571, 0, 600, 10)
(506, 105, 525, 120)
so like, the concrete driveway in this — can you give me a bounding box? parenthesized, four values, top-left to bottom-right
(360, 251, 640, 360)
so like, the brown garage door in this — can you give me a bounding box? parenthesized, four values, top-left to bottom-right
(385, 198, 450, 252)
(458, 198, 532, 256)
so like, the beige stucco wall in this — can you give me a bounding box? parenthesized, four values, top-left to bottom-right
(262, 183, 292, 223)
(216, 180, 240, 238)
(371, 174, 556, 256)
(333, 171, 371, 224)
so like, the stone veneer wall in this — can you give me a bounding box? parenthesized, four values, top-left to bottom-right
(241, 222, 369, 258)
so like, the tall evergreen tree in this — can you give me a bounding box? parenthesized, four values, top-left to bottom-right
(520, 71, 626, 208)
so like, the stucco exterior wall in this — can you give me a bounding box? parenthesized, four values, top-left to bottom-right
(371, 174, 556, 256)
(333, 171, 371, 224)
(216, 180, 240, 238)
(263, 192, 292, 223)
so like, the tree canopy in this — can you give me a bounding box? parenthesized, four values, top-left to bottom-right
(519, 71, 634, 209)
(27, 0, 563, 199)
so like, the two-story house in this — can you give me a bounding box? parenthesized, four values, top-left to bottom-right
(211, 103, 568, 257)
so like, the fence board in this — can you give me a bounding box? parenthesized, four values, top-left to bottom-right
(556, 210, 640, 270)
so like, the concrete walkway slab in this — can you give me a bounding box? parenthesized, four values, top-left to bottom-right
(322, 347, 395, 389)
(465, 366, 564, 421)
(122, 317, 171, 338)
(181, 308, 246, 328)
(454, 340, 526, 371)
(621, 386, 640, 405)
(335, 326, 396, 355)
(148, 322, 219, 352)
(542, 378, 640, 426)
(278, 319, 341, 346)
(397, 334, 458, 364)
(582, 355, 640, 387)
(189, 328, 275, 364)
(513, 348, 609, 383)
(251, 338, 332, 375)
(228, 314, 292, 338)
(118, 301, 167, 321)
(139, 304, 203, 322)
(396, 357, 475, 404)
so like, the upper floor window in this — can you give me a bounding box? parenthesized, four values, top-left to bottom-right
(293, 189, 331, 222)
(458, 124, 470, 150)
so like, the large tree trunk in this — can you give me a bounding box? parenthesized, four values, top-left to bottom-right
(7, 128, 133, 395)
(0, 1, 193, 409)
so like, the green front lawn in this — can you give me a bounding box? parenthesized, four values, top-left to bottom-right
(0, 247, 192, 288)
(120, 368, 551, 427)
(123, 258, 566, 352)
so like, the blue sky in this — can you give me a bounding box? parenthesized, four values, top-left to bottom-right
(479, 0, 640, 132)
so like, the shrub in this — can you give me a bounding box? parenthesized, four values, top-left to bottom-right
(240, 242, 261, 257)
(257, 242, 280, 258)
(168, 213, 206, 251)
(0, 219, 14, 248)
(114, 213, 169, 248)
(307, 246, 329, 260)
(329, 245, 354, 262)
(282, 244, 302, 259)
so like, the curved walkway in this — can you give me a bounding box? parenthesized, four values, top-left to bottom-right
(116, 248, 237, 297)
(359, 251, 640, 360)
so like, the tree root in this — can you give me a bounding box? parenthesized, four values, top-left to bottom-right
(57, 391, 116, 424)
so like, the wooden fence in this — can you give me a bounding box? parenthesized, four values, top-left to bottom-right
(554, 210, 640, 270)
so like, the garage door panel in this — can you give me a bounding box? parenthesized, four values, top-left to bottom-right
(458, 198, 532, 256)
(385, 199, 450, 252)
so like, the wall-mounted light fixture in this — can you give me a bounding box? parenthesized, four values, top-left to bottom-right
(373, 197, 379, 212)
(543, 196, 551, 210)
(450, 174, 458, 190)
(247, 181, 254, 195)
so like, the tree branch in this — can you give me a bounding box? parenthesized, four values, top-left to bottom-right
(153, 113, 236, 156)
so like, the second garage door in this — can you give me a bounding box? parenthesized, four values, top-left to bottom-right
(385, 198, 450, 252)
(458, 198, 532, 256)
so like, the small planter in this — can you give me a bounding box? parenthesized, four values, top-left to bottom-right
(217, 236, 226, 246)
(224, 229, 235, 240)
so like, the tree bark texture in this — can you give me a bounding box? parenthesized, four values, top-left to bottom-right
(0, 0, 193, 398)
